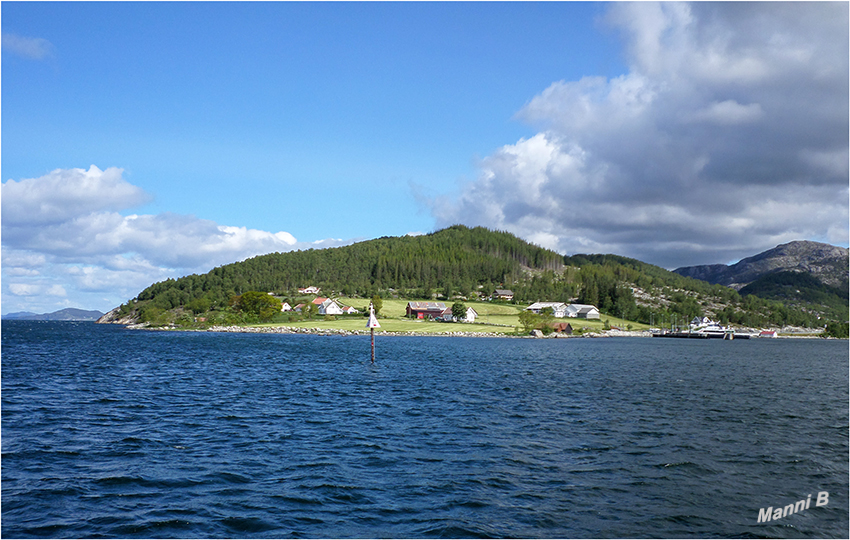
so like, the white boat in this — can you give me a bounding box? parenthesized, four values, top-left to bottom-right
(689, 318, 751, 339)
(691, 320, 728, 337)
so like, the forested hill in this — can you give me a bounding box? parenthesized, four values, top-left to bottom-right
(102, 225, 841, 330)
(119, 225, 564, 313)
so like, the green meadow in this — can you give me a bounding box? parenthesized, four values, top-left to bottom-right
(255, 298, 650, 335)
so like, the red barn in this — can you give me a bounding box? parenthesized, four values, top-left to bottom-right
(406, 301, 447, 319)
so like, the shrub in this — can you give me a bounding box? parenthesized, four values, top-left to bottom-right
(824, 321, 849, 339)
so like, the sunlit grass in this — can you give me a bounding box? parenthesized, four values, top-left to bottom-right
(254, 296, 650, 334)
(256, 317, 517, 335)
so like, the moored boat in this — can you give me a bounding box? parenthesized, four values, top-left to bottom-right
(651, 318, 752, 339)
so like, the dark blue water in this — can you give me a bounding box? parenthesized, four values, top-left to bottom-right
(2, 321, 847, 538)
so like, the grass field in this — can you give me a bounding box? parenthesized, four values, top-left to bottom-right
(256, 297, 650, 334)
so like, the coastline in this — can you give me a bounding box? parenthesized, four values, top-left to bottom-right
(120, 323, 835, 339)
(127, 324, 654, 339)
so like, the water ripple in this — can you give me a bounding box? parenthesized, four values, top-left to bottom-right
(2, 322, 847, 538)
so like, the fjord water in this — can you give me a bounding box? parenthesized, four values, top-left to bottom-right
(2, 322, 847, 538)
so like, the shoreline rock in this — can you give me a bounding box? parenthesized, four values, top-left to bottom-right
(130, 324, 658, 339)
(124, 324, 837, 339)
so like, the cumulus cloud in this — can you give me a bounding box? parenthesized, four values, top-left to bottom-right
(431, 2, 848, 268)
(46, 285, 67, 297)
(2, 165, 151, 226)
(2, 166, 354, 314)
(2, 33, 54, 60)
(8, 283, 40, 297)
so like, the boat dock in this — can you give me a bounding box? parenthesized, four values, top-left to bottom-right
(652, 331, 750, 340)
(654, 331, 710, 339)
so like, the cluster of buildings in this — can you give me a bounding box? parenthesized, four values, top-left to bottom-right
(290, 285, 600, 323)
(404, 300, 600, 323)
(405, 302, 479, 322)
(283, 296, 359, 316)
(524, 302, 600, 319)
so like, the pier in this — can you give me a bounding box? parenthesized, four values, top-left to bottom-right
(652, 331, 750, 340)
(653, 331, 711, 339)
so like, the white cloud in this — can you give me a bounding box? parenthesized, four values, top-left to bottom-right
(4, 268, 41, 277)
(1, 166, 307, 269)
(8, 284, 40, 296)
(1, 166, 355, 314)
(46, 285, 67, 297)
(431, 2, 849, 269)
(1, 249, 47, 268)
(2, 165, 151, 226)
(2, 33, 54, 60)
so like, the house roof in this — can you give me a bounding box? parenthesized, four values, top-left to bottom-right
(312, 297, 328, 305)
(407, 301, 446, 311)
(567, 303, 599, 312)
(526, 302, 567, 311)
(494, 289, 514, 295)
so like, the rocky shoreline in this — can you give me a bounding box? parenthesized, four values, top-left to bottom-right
(123, 323, 833, 339)
(125, 323, 653, 339)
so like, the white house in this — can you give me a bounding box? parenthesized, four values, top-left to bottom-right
(464, 306, 479, 323)
(281, 302, 292, 312)
(525, 302, 568, 318)
(565, 304, 600, 319)
(341, 306, 359, 315)
(318, 298, 344, 316)
(298, 286, 321, 294)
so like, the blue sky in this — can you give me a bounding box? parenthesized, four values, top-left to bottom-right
(3, 2, 848, 315)
(3, 2, 622, 241)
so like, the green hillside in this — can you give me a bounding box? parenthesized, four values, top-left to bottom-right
(130, 225, 560, 306)
(738, 271, 849, 322)
(104, 225, 837, 332)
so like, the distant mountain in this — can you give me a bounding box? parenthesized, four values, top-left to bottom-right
(674, 241, 849, 290)
(2, 308, 105, 321)
(674, 241, 849, 323)
(2, 311, 39, 320)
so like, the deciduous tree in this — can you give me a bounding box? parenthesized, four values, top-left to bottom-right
(234, 291, 281, 322)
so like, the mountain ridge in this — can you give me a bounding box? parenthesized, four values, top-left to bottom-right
(673, 240, 849, 290)
(2, 308, 105, 321)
